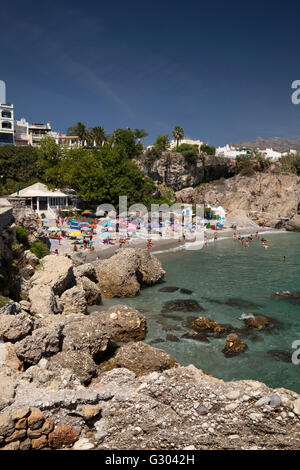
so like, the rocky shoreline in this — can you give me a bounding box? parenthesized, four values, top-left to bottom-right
(0, 244, 299, 450)
(0, 205, 299, 450)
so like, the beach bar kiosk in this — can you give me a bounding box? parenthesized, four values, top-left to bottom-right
(9, 182, 77, 218)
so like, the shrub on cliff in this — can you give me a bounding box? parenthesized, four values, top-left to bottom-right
(29, 241, 50, 259)
(16, 226, 29, 249)
(175, 143, 199, 165)
(200, 144, 216, 156)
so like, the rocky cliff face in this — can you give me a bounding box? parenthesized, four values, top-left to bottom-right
(176, 173, 300, 228)
(136, 152, 236, 191)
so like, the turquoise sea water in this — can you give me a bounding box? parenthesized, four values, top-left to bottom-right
(100, 233, 300, 392)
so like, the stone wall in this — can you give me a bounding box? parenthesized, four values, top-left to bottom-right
(0, 407, 78, 450)
(0, 199, 13, 235)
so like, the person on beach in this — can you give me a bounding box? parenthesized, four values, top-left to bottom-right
(245, 240, 250, 248)
(205, 234, 209, 246)
(214, 232, 218, 241)
(282, 256, 286, 261)
(147, 239, 154, 250)
(53, 249, 58, 254)
(255, 231, 259, 239)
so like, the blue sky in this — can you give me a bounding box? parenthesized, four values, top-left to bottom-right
(2, 0, 300, 146)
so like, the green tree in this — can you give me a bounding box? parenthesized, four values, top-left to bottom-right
(67, 122, 89, 145)
(154, 135, 170, 152)
(89, 126, 107, 147)
(133, 128, 149, 144)
(172, 126, 184, 148)
(200, 144, 216, 156)
(111, 128, 139, 158)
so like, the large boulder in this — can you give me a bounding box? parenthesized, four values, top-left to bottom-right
(102, 342, 178, 376)
(95, 248, 165, 298)
(0, 373, 17, 411)
(0, 342, 23, 373)
(48, 351, 97, 386)
(78, 277, 102, 306)
(58, 285, 88, 315)
(28, 285, 58, 316)
(62, 317, 109, 360)
(97, 305, 147, 342)
(0, 312, 35, 343)
(0, 300, 22, 316)
(285, 215, 300, 232)
(135, 248, 166, 285)
(74, 263, 98, 283)
(14, 323, 63, 365)
(30, 255, 75, 296)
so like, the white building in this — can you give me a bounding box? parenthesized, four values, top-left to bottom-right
(216, 145, 248, 158)
(14, 118, 30, 146)
(0, 80, 14, 146)
(9, 182, 77, 218)
(169, 138, 204, 150)
(28, 122, 52, 146)
(261, 148, 282, 161)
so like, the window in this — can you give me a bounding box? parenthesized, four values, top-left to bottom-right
(2, 122, 12, 129)
(1, 111, 11, 118)
(0, 133, 13, 143)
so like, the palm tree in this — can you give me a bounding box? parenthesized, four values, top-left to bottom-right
(172, 126, 184, 148)
(90, 126, 107, 147)
(66, 122, 88, 146)
(133, 128, 149, 144)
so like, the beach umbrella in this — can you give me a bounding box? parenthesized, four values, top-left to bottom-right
(48, 226, 60, 231)
(104, 221, 115, 227)
(82, 210, 93, 216)
(82, 226, 92, 231)
(150, 222, 161, 229)
(69, 230, 82, 237)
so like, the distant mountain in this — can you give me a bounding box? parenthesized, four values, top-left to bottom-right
(233, 137, 300, 153)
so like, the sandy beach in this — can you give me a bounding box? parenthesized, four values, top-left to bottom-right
(50, 224, 281, 262)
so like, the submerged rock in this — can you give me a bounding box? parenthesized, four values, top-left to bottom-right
(161, 299, 204, 313)
(243, 314, 275, 330)
(272, 291, 300, 304)
(222, 334, 247, 357)
(181, 332, 210, 343)
(166, 334, 180, 343)
(180, 288, 194, 295)
(159, 286, 180, 293)
(188, 316, 231, 337)
(266, 349, 292, 363)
